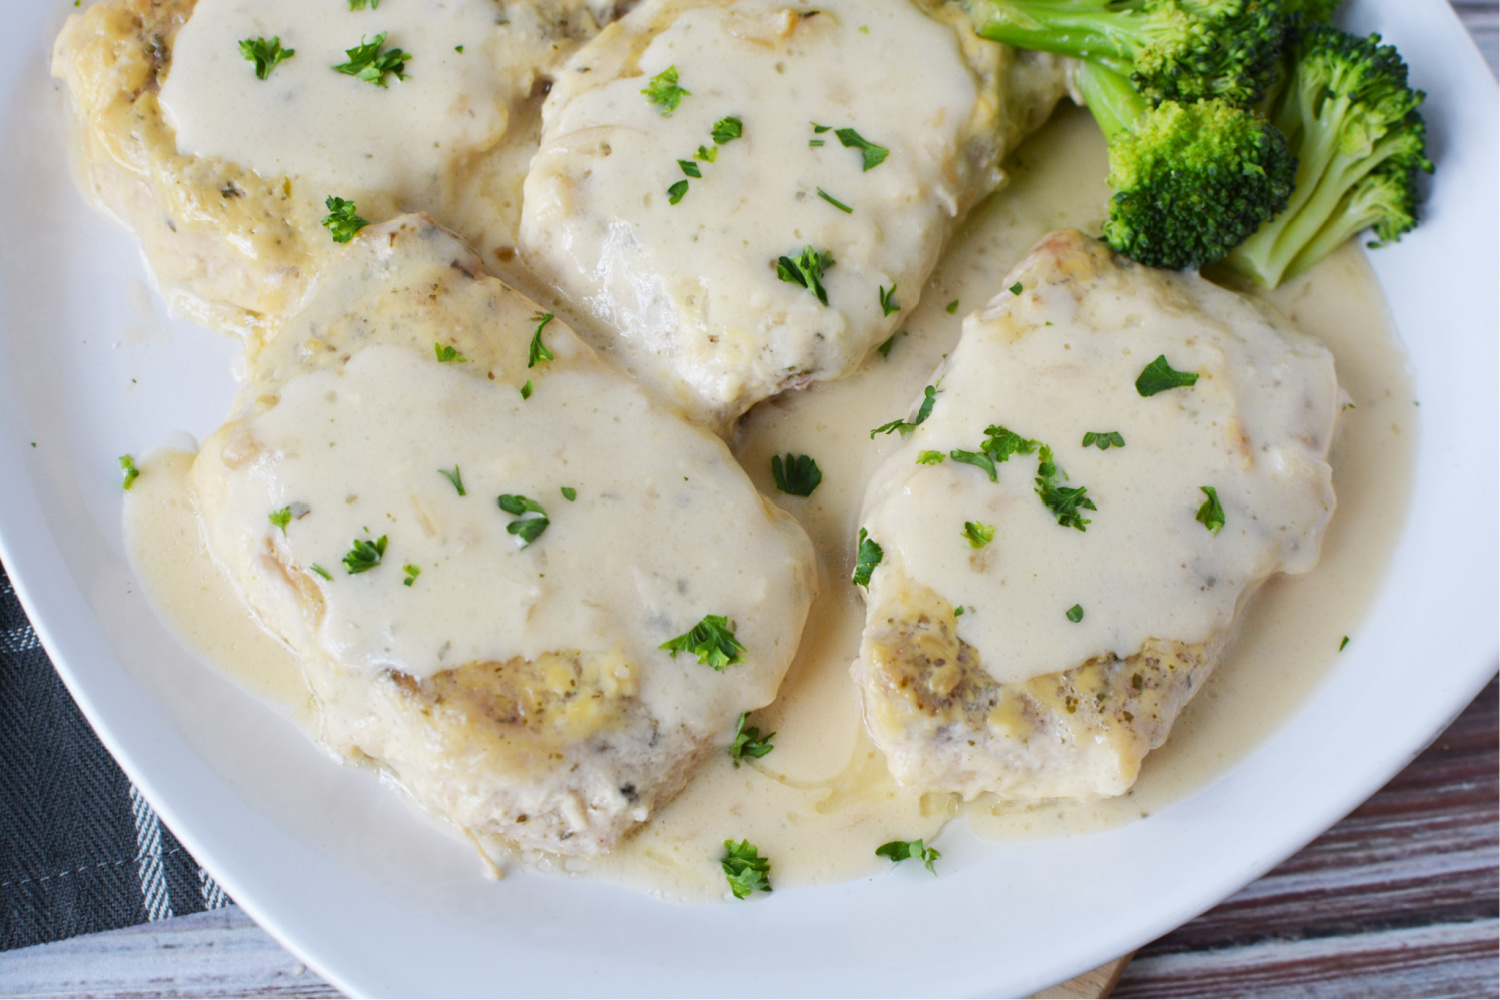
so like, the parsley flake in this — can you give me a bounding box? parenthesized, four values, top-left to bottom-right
(770, 453, 822, 497)
(711, 116, 743, 144)
(1339, 635, 1350, 651)
(269, 507, 293, 535)
(1196, 486, 1225, 535)
(983, 425, 1042, 464)
(878, 282, 899, 317)
(876, 330, 904, 359)
(560, 486, 577, 501)
(527, 313, 555, 368)
(520, 379, 533, 399)
(776, 245, 835, 306)
(950, 449, 996, 482)
(347, 0, 379, 9)
(945, 299, 959, 314)
(876, 838, 940, 874)
(954, 605, 965, 617)
(1082, 431, 1126, 450)
(916, 450, 944, 465)
(497, 494, 549, 548)
(1066, 603, 1084, 623)
(239, 36, 295, 80)
(333, 32, 410, 88)
(963, 521, 995, 549)
(310, 564, 332, 581)
(1136, 355, 1199, 396)
(322, 196, 368, 243)
(433, 342, 467, 363)
(118, 454, 139, 490)
(660, 614, 745, 670)
(835, 127, 889, 171)
(728, 712, 775, 766)
(641, 65, 689, 114)
(721, 839, 771, 899)
(439, 466, 466, 496)
(852, 527, 883, 589)
(342, 535, 387, 574)
(817, 188, 853, 214)
(402, 564, 420, 587)
(678, 159, 702, 178)
(1035, 445, 1095, 531)
(870, 384, 939, 438)
(694, 144, 718, 163)
(667, 179, 689, 204)
(1009, 281, 1024, 295)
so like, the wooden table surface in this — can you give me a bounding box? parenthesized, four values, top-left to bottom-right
(2, 5, 1495, 998)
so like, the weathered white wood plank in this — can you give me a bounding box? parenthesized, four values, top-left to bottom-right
(0, 908, 340, 999)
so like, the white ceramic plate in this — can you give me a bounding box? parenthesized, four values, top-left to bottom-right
(2, 1, 1495, 995)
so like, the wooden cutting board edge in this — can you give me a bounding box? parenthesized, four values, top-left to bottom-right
(1030, 953, 1134, 999)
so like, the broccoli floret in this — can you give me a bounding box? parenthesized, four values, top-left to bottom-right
(967, 0, 1289, 105)
(1281, 0, 1340, 22)
(1077, 62, 1295, 270)
(1222, 23, 1432, 287)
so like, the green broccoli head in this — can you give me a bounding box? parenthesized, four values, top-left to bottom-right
(1223, 23, 1431, 286)
(1078, 64, 1294, 271)
(1280, 0, 1341, 22)
(967, 0, 1289, 106)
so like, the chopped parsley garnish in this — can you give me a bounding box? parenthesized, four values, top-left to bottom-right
(1009, 281, 1024, 295)
(945, 299, 959, 314)
(527, 313, 555, 368)
(694, 144, 718, 162)
(776, 245, 835, 306)
(347, 0, 379, 9)
(983, 425, 1042, 464)
(1082, 431, 1126, 450)
(118, 454, 139, 490)
(852, 527, 882, 589)
(711, 116, 743, 144)
(1196, 486, 1225, 535)
(1066, 603, 1084, 623)
(641, 65, 689, 115)
(667, 179, 689, 204)
(1339, 635, 1350, 651)
(678, 159, 702, 178)
(721, 839, 771, 899)
(949, 449, 995, 481)
(811, 123, 832, 133)
(835, 127, 889, 171)
(1035, 446, 1095, 531)
(728, 712, 775, 766)
(876, 838, 940, 875)
(496, 494, 549, 548)
(660, 614, 745, 670)
(916, 450, 944, 465)
(962, 521, 995, 549)
(870, 384, 938, 438)
(439, 466, 466, 496)
(1136, 355, 1199, 397)
(954, 605, 965, 617)
(770, 453, 822, 497)
(454, 45, 463, 53)
(561, 487, 577, 501)
(333, 32, 410, 88)
(433, 342, 467, 363)
(269, 507, 293, 535)
(520, 380, 533, 399)
(310, 564, 332, 581)
(809, 139, 825, 147)
(342, 535, 387, 574)
(402, 564, 420, 586)
(239, 36, 295, 80)
(322, 196, 368, 243)
(878, 283, 899, 317)
(876, 330, 904, 359)
(817, 188, 853, 214)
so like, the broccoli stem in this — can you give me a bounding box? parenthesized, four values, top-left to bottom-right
(1073, 61, 1147, 139)
(967, 0, 1142, 75)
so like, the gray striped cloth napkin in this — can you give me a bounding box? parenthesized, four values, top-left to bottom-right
(0, 560, 230, 951)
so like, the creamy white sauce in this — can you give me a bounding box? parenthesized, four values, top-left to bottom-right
(160, 0, 534, 199)
(521, 0, 1010, 425)
(860, 239, 1337, 683)
(125, 106, 1417, 899)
